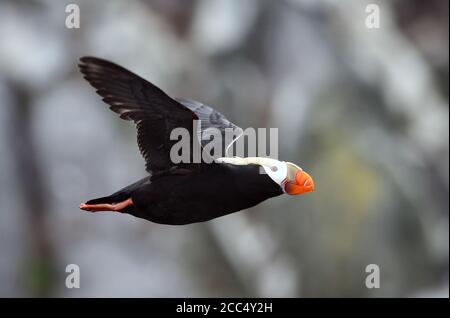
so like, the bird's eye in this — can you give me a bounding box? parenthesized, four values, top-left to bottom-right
(271, 166, 278, 172)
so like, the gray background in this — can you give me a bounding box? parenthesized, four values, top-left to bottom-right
(0, 0, 448, 297)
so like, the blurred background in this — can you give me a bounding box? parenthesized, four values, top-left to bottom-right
(0, 0, 448, 297)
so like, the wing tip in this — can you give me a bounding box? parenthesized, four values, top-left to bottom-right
(79, 56, 105, 64)
(78, 56, 97, 69)
(78, 56, 121, 73)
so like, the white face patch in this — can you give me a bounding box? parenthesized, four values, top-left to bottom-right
(260, 160, 288, 187)
(216, 157, 288, 189)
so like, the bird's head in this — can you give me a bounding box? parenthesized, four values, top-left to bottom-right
(216, 156, 314, 195)
(283, 162, 315, 195)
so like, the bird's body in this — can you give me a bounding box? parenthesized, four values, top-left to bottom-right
(78, 57, 314, 225)
(126, 163, 282, 225)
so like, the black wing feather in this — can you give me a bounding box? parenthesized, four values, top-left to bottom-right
(176, 98, 243, 158)
(79, 57, 198, 174)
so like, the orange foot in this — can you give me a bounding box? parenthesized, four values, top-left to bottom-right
(79, 198, 133, 213)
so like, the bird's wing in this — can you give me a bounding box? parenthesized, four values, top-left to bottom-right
(176, 98, 243, 159)
(79, 57, 200, 174)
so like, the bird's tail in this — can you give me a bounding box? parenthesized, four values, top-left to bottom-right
(83, 176, 151, 213)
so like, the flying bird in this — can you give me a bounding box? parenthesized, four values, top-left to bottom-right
(78, 57, 314, 225)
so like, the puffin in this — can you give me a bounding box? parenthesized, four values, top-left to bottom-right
(78, 57, 314, 225)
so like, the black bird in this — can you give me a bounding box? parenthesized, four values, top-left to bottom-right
(78, 57, 314, 225)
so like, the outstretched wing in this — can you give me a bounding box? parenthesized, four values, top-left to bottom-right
(176, 98, 243, 159)
(79, 57, 199, 174)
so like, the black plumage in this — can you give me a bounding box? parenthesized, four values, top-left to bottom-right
(79, 57, 198, 173)
(78, 57, 311, 225)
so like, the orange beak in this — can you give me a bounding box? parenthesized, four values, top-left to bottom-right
(284, 170, 315, 195)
